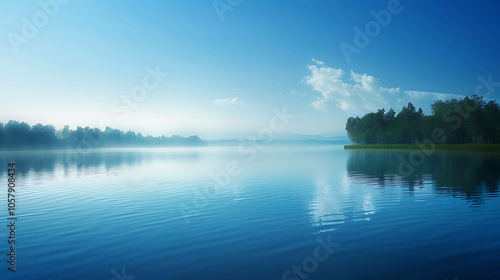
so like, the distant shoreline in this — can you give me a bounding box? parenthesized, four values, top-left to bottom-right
(0, 141, 352, 152)
(344, 143, 500, 152)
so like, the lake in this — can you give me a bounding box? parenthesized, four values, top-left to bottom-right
(1, 145, 499, 279)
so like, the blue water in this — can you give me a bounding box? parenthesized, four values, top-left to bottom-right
(1, 146, 499, 279)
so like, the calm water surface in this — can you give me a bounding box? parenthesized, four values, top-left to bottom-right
(1, 145, 499, 280)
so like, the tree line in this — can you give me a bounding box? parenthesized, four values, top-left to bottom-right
(345, 94, 500, 144)
(0, 121, 205, 150)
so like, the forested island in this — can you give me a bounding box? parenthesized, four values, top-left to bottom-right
(0, 121, 205, 150)
(345, 94, 500, 146)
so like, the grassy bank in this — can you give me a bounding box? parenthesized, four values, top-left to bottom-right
(344, 143, 500, 152)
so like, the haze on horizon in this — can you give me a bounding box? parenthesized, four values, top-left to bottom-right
(1, 0, 499, 139)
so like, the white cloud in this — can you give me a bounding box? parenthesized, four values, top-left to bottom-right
(311, 58, 325, 65)
(213, 97, 244, 106)
(311, 99, 329, 112)
(305, 61, 464, 113)
(404, 90, 464, 101)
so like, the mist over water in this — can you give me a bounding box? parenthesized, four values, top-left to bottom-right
(1, 145, 499, 279)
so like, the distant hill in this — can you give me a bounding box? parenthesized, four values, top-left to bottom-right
(275, 131, 350, 142)
(207, 131, 351, 146)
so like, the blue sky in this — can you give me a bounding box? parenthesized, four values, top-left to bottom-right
(1, 0, 499, 139)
